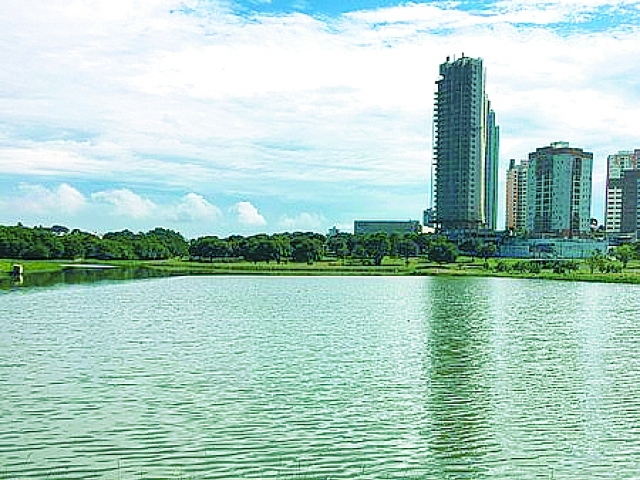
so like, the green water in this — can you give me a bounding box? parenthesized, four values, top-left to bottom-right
(0, 267, 171, 291)
(1, 276, 640, 479)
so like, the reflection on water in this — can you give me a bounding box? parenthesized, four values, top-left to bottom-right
(1, 276, 640, 479)
(0, 267, 172, 291)
(424, 278, 499, 479)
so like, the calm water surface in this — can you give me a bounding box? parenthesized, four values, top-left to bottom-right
(1, 276, 640, 479)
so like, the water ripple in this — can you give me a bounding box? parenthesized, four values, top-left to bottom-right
(1, 277, 640, 479)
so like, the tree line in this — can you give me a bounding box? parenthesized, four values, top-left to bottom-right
(0, 224, 188, 261)
(5, 223, 637, 266)
(0, 224, 460, 264)
(191, 231, 457, 265)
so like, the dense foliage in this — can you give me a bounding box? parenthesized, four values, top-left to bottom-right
(0, 224, 462, 265)
(7, 223, 640, 269)
(0, 225, 188, 261)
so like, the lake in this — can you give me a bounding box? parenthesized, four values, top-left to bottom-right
(1, 275, 640, 479)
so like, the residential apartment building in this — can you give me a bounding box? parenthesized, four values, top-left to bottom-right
(620, 169, 640, 238)
(433, 54, 499, 234)
(526, 142, 593, 237)
(505, 158, 528, 232)
(605, 150, 640, 234)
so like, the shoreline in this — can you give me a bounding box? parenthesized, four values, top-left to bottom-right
(3, 258, 640, 286)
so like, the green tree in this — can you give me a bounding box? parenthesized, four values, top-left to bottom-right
(87, 239, 130, 260)
(613, 244, 634, 269)
(22, 241, 51, 259)
(50, 225, 70, 235)
(61, 233, 86, 259)
(410, 232, 431, 255)
(586, 250, 605, 274)
(145, 228, 188, 258)
(134, 237, 170, 260)
(396, 236, 418, 265)
(427, 237, 458, 264)
(457, 237, 478, 260)
(363, 233, 390, 266)
(272, 234, 292, 264)
(225, 235, 248, 258)
(477, 242, 497, 269)
(325, 233, 351, 263)
(290, 236, 321, 263)
(245, 235, 278, 263)
(189, 236, 231, 261)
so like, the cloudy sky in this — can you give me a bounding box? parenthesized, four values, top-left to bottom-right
(1, 0, 639, 237)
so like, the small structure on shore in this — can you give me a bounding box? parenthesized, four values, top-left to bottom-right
(10, 264, 24, 285)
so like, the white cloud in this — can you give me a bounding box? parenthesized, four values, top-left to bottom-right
(91, 188, 157, 219)
(14, 183, 86, 214)
(233, 201, 267, 226)
(0, 146, 109, 177)
(1, 0, 640, 232)
(279, 212, 326, 232)
(164, 193, 223, 222)
(57, 183, 87, 212)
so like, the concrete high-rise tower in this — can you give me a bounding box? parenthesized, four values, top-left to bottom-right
(485, 106, 500, 230)
(433, 54, 499, 234)
(526, 142, 593, 237)
(605, 149, 640, 234)
(621, 169, 640, 237)
(505, 158, 528, 232)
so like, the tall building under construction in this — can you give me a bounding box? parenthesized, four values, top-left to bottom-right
(433, 54, 499, 234)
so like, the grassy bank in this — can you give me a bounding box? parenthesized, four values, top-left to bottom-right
(3, 257, 640, 284)
(0, 259, 69, 274)
(143, 257, 640, 284)
(144, 258, 419, 276)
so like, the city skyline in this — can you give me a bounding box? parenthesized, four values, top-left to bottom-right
(1, 1, 640, 237)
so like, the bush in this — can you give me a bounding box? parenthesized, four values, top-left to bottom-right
(550, 260, 580, 274)
(527, 261, 541, 274)
(495, 261, 510, 272)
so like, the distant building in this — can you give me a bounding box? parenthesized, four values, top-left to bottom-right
(526, 142, 593, 237)
(327, 226, 340, 237)
(423, 208, 436, 228)
(485, 107, 500, 230)
(505, 158, 528, 232)
(605, 150, 640, 234)
(620, 169, 640, 239)
(433, 54, 499, 234)
(422, 208, 436, 234)
(353, 220, 421, 236)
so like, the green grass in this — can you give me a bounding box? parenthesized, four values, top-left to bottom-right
(0, 259, 67, 274)
(3, 256, 640, 284)
(143, 258, 418, 276)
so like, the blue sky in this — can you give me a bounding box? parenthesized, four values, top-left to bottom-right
(1, 0, 639, 237)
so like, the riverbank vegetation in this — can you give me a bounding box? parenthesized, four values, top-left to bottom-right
(0, 224, 453, 265)
(2, 223, 640, 283)
(4, 256, 640, 285)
